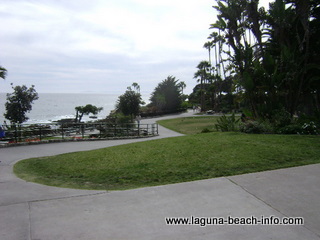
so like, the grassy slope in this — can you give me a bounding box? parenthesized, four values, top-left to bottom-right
(14, 132, 320, 190)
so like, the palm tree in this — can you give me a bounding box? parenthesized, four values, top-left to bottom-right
(177, 81, 186, 94)
(245, 0, 264, 51)
(203, 41, 214, 66)
(210, 0, 320, 120)
(0, 66, 7, 79)
(212, 0, 248, 74)
(194, 61, 212, 111)
(132, 82, 140, 93)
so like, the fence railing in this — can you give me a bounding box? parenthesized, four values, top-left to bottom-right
(0, 122, 159, 144)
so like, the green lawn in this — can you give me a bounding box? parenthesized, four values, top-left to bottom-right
(157, 116, 221, 134)
(14, 130, 320, 190)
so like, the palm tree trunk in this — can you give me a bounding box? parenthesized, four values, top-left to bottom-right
(200, 78, 205, 112)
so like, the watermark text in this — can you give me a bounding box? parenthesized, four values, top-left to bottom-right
(165, 215, 304, 227)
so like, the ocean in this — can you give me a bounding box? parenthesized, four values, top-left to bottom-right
(0, 92, 150, 124)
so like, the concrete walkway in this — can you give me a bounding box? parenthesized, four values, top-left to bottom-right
(0, 111, 319, 240)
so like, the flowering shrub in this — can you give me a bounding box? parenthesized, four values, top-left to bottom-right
(72, 137, 83, 140)
(25, 138, 40, 142)
(300, 121, 318, 135)
(276, 121, 319, 135)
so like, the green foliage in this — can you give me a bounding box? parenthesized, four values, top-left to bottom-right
(4, 84, 39, 123)
(201, 128, 212, 133)
(276, 123, 302, 135)
(215, 113, 240, 132)
(239, 120, 274, 134)
(181, 101, 191, 109)
(207, 0, 320, 122)
(75, 104, 103, 122)
(0, 66, 7, 80)
(149, 76, 184, 113)
(270, 108, 292, 129)
(116, 83, 144, 119)
(193, 61, 213, 111)
(239, 115, 319, 135)
(277, 121, 319, 135)
(300, 122, 318, 135)
(108, 112, 133, 124)
(188, 83, 213, 111)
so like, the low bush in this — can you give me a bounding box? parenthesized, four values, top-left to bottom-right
(107, 113, 133, 124)
(276, 123, 302, 134)
(201, 128, 212, 133)
(300, 121, 318, 135)
(270, 108, 292, 128)
(239, 120, 274, 134)
(215, 113, 240, 132)
(276, 121, 318, 135)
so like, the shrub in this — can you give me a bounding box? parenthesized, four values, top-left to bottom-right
(181, 101, 191, 109)
(277, 121, 318, 135)
(239, 120, 273, 134)
(270, 108, 292, 128)
(300, 121, 318, 135)
(107, 113, 133, 125)
(276, 123, 303, 134)
(215, 113, 240, 132)
(201, 128, 212, 133)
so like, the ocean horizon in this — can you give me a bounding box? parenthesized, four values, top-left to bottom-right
(0, 92, 150, 124)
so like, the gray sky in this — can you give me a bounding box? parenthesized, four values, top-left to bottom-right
(0, 0, 271, 95)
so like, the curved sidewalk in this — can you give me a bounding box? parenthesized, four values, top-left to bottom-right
(0, 111, 319, 240)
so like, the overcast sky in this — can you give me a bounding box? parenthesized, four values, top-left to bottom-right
(0, 0, 271, 95)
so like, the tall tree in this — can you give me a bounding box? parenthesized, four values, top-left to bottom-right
(209, 0, 320, 121)
(149, 76, 183, 113)
(203, 41, 214, 66)
(116, 83, 144, 120)
(4, 84, 39, 124)
(194, 61, 212, 111)
(177, 81, 186, 94)
(132, 82, 140, 93)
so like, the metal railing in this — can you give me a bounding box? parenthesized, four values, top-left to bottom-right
(0, 122, 159, 144)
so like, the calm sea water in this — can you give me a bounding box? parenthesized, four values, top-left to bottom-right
(0, 93, 150, 124)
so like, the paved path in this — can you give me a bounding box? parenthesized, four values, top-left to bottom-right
(0, 111, 319, 240)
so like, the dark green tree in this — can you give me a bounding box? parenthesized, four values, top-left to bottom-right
(149, 76, 184, 113)
(0, 66, 7, 80)
(188, 83, 212, 108)
(4, 84, 39, 124)
(75, 104, 103, 123)
(177, 81, 186, 94)
(116, 83, 144, 120)
(208, 0, 320, 121)
(194, 61, 213, 111)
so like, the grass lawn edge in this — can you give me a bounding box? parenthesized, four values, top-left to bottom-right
(13, 131, 320, 191)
